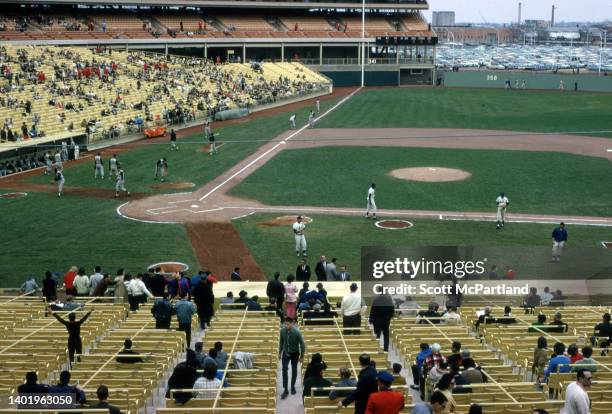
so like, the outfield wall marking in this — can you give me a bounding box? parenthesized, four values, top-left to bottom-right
(197, 87, 362, 202)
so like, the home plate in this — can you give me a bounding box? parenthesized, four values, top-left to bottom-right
(191, 204, 199, 208)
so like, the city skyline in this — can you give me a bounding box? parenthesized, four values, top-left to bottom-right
(424, 0, 611, 24)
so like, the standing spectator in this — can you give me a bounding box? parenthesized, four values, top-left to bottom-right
(284, 274, 298, 319)
(410, 343, 432, 390)
(74, 268, 90, 297)
(296, 259, 311, 281)
(329, 367, 357, 400)
(64, 266, 78, 296)
(192, 276, 214, 329)
(113, 269, 127, 304)
(279, 317, 306, 399)
(325, 258, 338, 281)
(128, 273, 154, 311)
(51, 310, 92, 363)
(552, 222, 568, 262)
(151, 293, 174, 329)
(524, 287, 542, 308)
(20, 276, 38, 294)
(230, 267, 241, 281)
(150, 267, 166, 297)
(90, 385, 123, 414)
(341, 283, 363, 335)
(175, 291, 196, 348)
(369, 294, 395, 352)
(92, 274, 114, 297)
(561, 369, 592, 414)
(166, 351, 198, 404)
(42, 271, 57, 302)
(336, 265, 352, 281)
(315, 256, 327, 281)
(365, 371, 405, 414)
(533, 336, 549, 382)
(338, 353, 378, 414)
(266, 272, 285, 313)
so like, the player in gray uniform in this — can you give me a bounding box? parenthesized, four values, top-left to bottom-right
(155, 158, 168, 181)
(115, 164, 130, 197)
(44, 152, 52, 175)
(495, 192, 509, 229)
(94, 153, 104, 179)
(365, 183, 377, 219)
(308, 111, 315, 129)
(54, 150, 63, 171)
(54, 168, 65, 197)
(61, 141, 68, 162)
(108, 154, 119, 179)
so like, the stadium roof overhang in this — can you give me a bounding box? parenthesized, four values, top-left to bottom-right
(4, 0, 429, 10)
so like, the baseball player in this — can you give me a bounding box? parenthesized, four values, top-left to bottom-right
(170, 129, 178, 151)
(365, 183, 377, 219)
(551, 222, 568, 262)
(108, 154, 118, 179)
(114, 164, 130, 198)
(54, 150, 63, 171)
(61, 141, 69, 162)
(94, 152, 104, 179)
(155, 157, 168, 181)
(308, 110, 315, 129)
(44, 151, 52, 175)
(292, 216, 307, 257)
(208, 130, 217, 156)
(54, 168, 65, 197)
(315, 98, 320, 114)
(495, 192, 509, 229)
(289, 114, 296, 129)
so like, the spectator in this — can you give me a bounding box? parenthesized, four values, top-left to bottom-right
(151, 292, 174, 329)
(475, 307, 493, 329)
(561, 369, 592, 414)
(338, 353, 378, 414)
(416, 302, 441, 324)
(572, 347, 597, 372)
(64, 265, 78, 296)
(192, 275, 215, 329)
(341, 282, 363, 335)
(441, 306, 460, 325)
(298, 282, 310, 304)
(235, 290, 249, 305)
(90, 385, 122, 414)
(304, 353, 328, 382)
(460, 358, 484, 384)
(128, 273, 154, 311)
(397, 295, 419, 316)
(303, 362, 332, 398)
(541, 286, 554, 305)
(229, 267, 241, 281)
(73, 268, 90, 297)
(533, 336, 549, 381)
(245, 295, 262, 311)
(166, 350, 198, 404)
(279, 317, 306, 399)
(42, 271, 57, 302)
(116, 338, 143, 363)
(365, 371, 405, 414)
(524, 287, 541, 308)
(51, 309, 92, 363)
(193, 342, 214, 368)
(17, 371, 48, 394)
(329, 367, 357, 400)
(568, 344, 583, 364)
(594, 313, 612, 350)
(434, 373, 457, 413)
(369, 293, 395, 352)
(20, 276, 38, 294)
(446, 341, 462, 372)
(424, 343, 446, 373)
(150, 267, 166, 297)
(411, 390, 448, 414)
(49, 370, 86, 405)
(220, 291, 234, 305)
(429, 360, 450, 387)
(544, 342, 571, 378)
(296, 259, 311, 281)
(175, 291, 196, 348)
(193, 360, 222, 398)
(410, 343, 432, 390)
(468, 404, 483, 414)
(266, 272, 285, 313)
(92, 273, 115, 297)
(284, 274, 298, 319)
(550, 312, 569, 332)
(392, 363, 407, 385)
(89, 266, 104, 295)
(214, 341, 228, 369)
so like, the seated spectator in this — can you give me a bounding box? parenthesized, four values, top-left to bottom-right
(116, 338, 143, 363)
(411, 343, 432, 390)
(567, 343, 583, 364)
(460, 349, 476, 369)
(20, 276, 38, 294)
(166, 350, 198, 403)
(594, 313, 612, 349)
(397, 295, 420, 316)
(416, 302, 441, 324)
(550, 312, 569, 332)
(193, 360, 222, 399)
(411, 390, 448, 414)
(497, 306, 517, 324)
(220, 291, 234, 304)
(475, 307, 493, 328)
(572, 346, 597, 372)
(392, 363, 407, 385)
(434, 373, 457, 413)
(446, 341, 462, 372)
(524, 287, 541, 308)
(429, 361, 450, 387)
(299, 296, 319, 312)
(245, 295, 262, 311)
(441, 306, 460, 325)
(533, 336, 549, 381)
(540, 286, 554, 305)
(303, 362, 332, 398)
(49, 370, 86, 405)
(424, 343, 446, 373)
(194, 342, 215, 368)
(214, 341, 228, 369)
(235, 290, 249, 304)
(298, 282, 310, 303)
(304, 353, 328, 381)
(17, 371, 48, 394)
(304, 302, 337, 325)
(90, 385, 123, 414)
(544, 342, 571, 378)
(534, 313, 547, 325)
(461, 358, 484, 384)
(329, 367, 357, 400)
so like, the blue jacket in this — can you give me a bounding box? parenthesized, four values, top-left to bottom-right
(175, 299, 196, 324)
(416, 349, 433, 369)
(544, 355, 571, 377)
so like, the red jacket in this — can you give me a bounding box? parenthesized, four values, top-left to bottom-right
(365, 390, 405, 414)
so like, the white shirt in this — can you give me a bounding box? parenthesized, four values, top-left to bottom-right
(193, 376, 221, 399)
(74, 275, 90, 294)
(292, 222, 305, 235)
(128, 279, 154, 298)
(367, 187, 375, 201)
(89, 273, 104, 294)
(54, 153, 62, 162)
(561, 382, 590, 414)
(541, 291, 554, 305)
(110, 157, 117, 168)
(341, 292, 362, 316)
(496, 195, 509, 207)
(95, 155, 102, 166)
(289, 115, 296, 122)
(442, 311, 461, 325)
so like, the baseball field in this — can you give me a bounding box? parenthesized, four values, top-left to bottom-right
(2, 87, 611, 285)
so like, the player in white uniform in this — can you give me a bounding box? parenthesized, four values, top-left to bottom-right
(108, 154, 118, 179)
(495, 192, 509, 229)
(94, 153, 104, 179)
(289, 114, 296, 129)
(292, 216, 307, 257)
(115, 164, 130, 197)
(44, 152, 52, 175)
(54, 168, 65, 197)
(316, 98, 320, 114)
(54, 150, 63, 171)
(308, 111, 315, 128)
(61, 141, 68, 162)
(365, 183, 377, 219)
(155, 158, 168, 181)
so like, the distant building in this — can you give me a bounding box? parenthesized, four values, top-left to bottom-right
(432, 11, 455, 27)
(524, 19, 550, 29)
(547, 27, 580, 41)
(438, 27, 514, 45)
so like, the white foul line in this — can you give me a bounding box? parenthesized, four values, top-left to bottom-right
(231, 211, 256, 220)
(198, 87, 362, 202)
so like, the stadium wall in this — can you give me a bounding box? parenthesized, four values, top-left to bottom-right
(310, 65, 434, 86)
(443, 71, 612, 92)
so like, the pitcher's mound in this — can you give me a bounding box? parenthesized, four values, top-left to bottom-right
(151, 182, 195, 190)
(375, 220, 414, 230)
(258, 215, 313, 227)
(390, 167, 471, 182)
(147, 261, 189, 275)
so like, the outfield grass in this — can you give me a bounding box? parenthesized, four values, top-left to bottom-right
(315, 88, 612, 136)
(25, 97, 339, 193)
(230, 147, 612, 217)
(0, 190, 198, 287)
(234, 214, 612, 280)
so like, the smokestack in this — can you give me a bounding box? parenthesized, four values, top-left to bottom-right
(551, 5, 555, 27)
(518, 2, 522, 25)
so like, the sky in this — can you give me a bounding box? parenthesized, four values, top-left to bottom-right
(424, 0, 612, 24)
